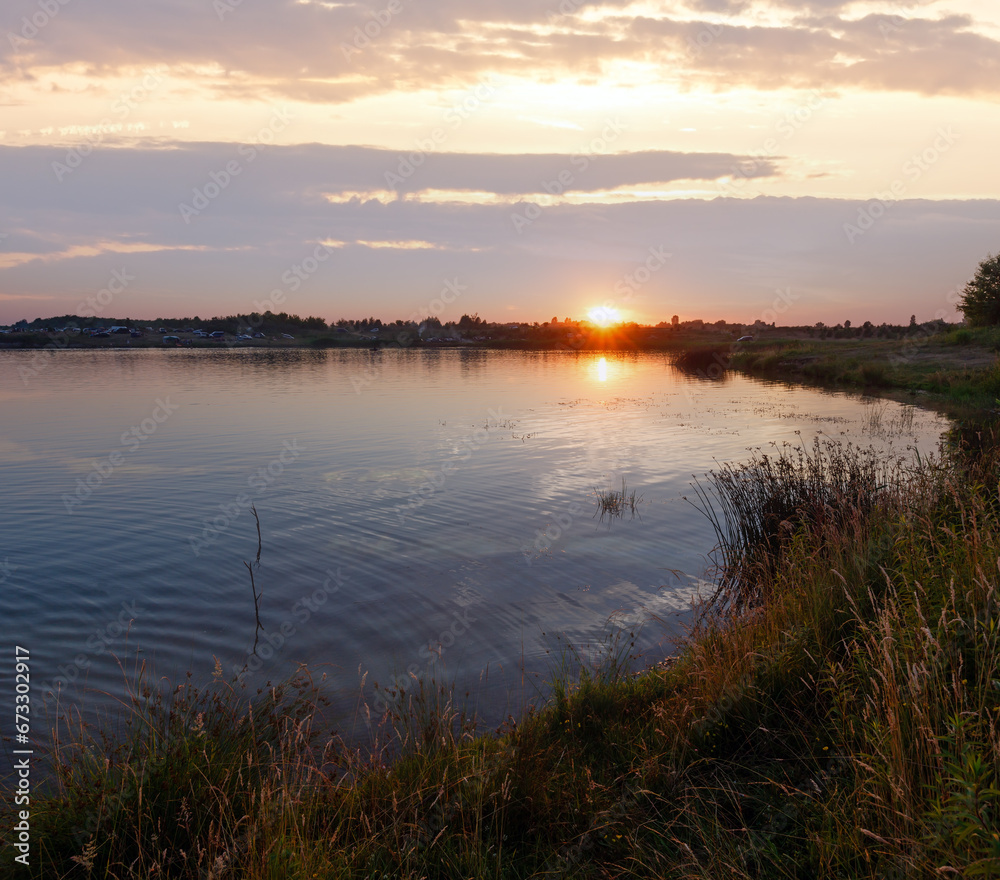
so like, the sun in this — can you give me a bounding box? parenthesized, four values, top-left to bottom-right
(587, 306, 621, 327)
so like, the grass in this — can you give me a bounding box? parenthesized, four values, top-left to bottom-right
(7, 428, 1000, 878)
(727, 331, 1000, 409)
(594, 477, 644, 519)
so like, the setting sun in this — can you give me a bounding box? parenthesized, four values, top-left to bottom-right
(588, 306, 621, 327)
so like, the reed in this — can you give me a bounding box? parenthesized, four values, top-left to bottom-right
(688, 436, 902, 611)
(595, 477, 643, 519)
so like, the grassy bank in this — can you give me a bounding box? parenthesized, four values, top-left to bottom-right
(710, 328, 1000, 409)
(5, 430, 1000, 877)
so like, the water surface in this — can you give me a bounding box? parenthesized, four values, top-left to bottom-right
(0, 349, 948, 737)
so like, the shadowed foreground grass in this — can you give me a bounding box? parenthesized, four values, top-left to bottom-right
(5, 430, 1000, 878)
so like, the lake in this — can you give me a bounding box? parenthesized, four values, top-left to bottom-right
(0, 348, 949, 742)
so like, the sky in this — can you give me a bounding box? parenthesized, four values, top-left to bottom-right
(1, 0, 999, 326)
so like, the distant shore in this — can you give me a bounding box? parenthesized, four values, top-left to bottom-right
(5, 323, 998, 411)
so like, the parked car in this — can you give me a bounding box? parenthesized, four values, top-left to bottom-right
(737, 335, 754, 342)
(282, 333, 294, 339)
(209, 331, 226, 339)
(162, 335, 180, 344)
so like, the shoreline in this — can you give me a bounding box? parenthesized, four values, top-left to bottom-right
(6, 328, 997, 413)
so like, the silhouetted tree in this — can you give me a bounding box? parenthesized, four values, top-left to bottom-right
(958, 251, 1000, 326)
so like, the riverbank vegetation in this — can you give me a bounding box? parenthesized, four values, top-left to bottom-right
(728, 328, 1000, 404)
(670, 327, 1000, 411)
(5, 418, 1000, 878)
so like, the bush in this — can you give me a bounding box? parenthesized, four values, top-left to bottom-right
(672, 345, 730, 377)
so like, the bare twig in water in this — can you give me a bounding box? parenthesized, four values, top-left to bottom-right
(244, 560, 263, 652)
(251, 503, 262, 564)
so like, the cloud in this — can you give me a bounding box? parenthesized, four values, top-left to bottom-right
(2, 0, 998, 103)
(0, 142, 997, 325)
(0, 142, 782, 214)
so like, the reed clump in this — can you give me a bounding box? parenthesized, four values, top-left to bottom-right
(595, 477, 643, 519)
(6, 428, 1000, 878)
(690, 436, 902, 611)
